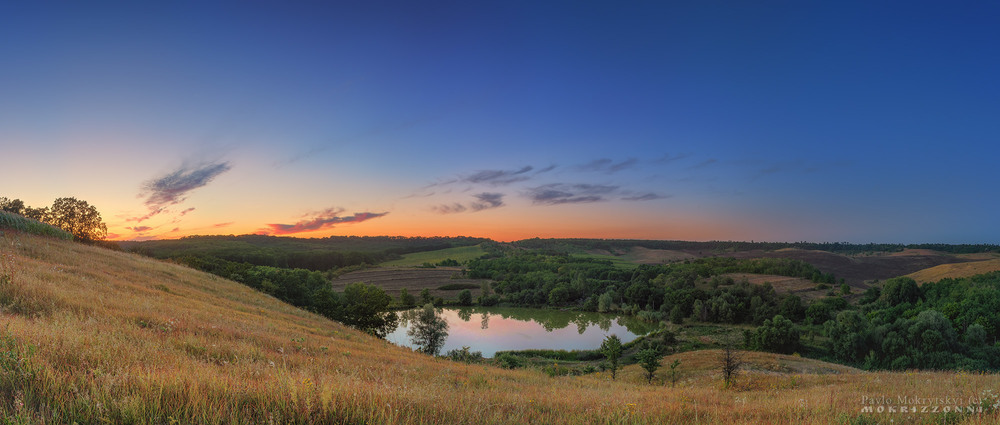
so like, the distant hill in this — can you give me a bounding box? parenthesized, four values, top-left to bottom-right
(120, 234, 489, 270)
(906, 258, 1000, 283)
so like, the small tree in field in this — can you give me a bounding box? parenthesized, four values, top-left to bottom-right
(44, 197, 108, 241)
(600, 334, 623, 380)
(719, 344, 745, 388)
(420, 288, 432, 305)
(667, 359, 682, 387)
(636, 346, 661, 384)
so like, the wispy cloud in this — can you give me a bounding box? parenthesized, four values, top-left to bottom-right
(621, 193, 670, 201)
(133, 161, 231, 222)
(527, 183, 618, 205)
(213, 222, 234, 228)
(261, 208, 388, 235)
(433, 192, 506, 214)
(127, 226, 153, 233)
(576, 158, 638, 174)
(463, 166, 534, 186)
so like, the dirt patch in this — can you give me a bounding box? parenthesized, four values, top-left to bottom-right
(331, 267, 489, 299)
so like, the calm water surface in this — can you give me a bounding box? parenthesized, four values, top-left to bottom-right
(386, 307, 655, 357)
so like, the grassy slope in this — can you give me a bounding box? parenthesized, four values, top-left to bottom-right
(906, 259, 1000, 283)
(2, 232, 1000, 424)
(381, 244, 486, 267)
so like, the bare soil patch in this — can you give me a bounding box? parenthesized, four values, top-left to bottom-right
(626, 246, 698, 264)
(331, 267, 488, 299)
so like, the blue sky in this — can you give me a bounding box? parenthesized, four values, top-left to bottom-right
(2, 1, 998, 243)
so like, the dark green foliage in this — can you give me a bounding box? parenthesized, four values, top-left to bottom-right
(445, 346, 483, 363)
(437, 258, 460, 267)
(407, 304, 448, 356)
(636, 346, 661, 383)
(880, 277, 921, 306)
(339, 283, 399, 338)
(600, 334, 623, 380)
(744, 315, 800, 354)
(669, 305, 684, 324)
(494, 352, 525, 369)
(419, 288, 432, 305)
(493, 349, 603, 362)
(457, 289, 473, 306)
(399, 288, 416, 308)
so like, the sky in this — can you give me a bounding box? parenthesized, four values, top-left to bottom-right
(2, 1, 998, 243)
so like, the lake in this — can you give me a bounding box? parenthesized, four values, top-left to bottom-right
(385, 307, 655, 357)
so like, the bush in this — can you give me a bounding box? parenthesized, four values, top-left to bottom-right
(495, 352, 524, 369)
(445, 346, 483, 363)
(458, 289, 473, 306)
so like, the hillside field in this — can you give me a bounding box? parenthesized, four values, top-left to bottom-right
(2, 231, 1000, 424)
(380, 244, 487, 267)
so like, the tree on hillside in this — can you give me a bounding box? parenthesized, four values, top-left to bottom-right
(744, 314, 801, 354)
(339, 282, 398, 338)
(0, 197, 25, 215)
(408, 304, 449, 356)
(636, 345, 661, 384)
(719, 344, 745, 388)
(43, 197, 107, 241)
(600, 334, 623, 380)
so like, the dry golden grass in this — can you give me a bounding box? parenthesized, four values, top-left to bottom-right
(906, 259, 1000, 283)
(2, 231, 1000, 424)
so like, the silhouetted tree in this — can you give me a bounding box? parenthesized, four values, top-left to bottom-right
(43, 197, 107, 241)
(719, 344, 745, 388)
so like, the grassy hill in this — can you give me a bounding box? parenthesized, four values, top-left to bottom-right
(380, 244, 486, 267)
(906, 259, 1000, 283)
(3, 231, 1000, 424)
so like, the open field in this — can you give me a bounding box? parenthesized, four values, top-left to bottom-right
(906, 259, 1000, 283)
(722, 248, 973, 286)
(381, 244, 486, 267)
(331, 267, 488, 299)
(3, 231, 1000, 424)
(720, 273, 831, 300)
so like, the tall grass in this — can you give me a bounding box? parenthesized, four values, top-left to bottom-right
(1, 232, 999, 424)
(0, 211, 73, 240)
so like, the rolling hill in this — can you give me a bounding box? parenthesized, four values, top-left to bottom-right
(2, 230, 999, 424)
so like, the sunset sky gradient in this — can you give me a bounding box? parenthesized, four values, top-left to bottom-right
(2, 1, 999, 243)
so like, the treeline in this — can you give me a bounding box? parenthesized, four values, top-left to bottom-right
(511, 238, 999, 255)
(123, 234, 489, 271)
(175, 255, 398, 337)
(1, 196, 108, 242)
(467, 254, 835, 311)
(823, 273, 1000, 371)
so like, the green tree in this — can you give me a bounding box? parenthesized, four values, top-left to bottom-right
(339, 282, 398, 338)
(598, 291, 614, 313)
(600, 334, 623, 380)
(399, 288, 416, 308)
(43, 197, 108, 241)
(667, 359, 682, 387)
(420, 288, 433, 305)
(0, 197, 25, 215)
(408, 304, 449, 356)
(669, 305, 684, 325)
(458, 289, 473, 306)
(880, 277, 921, 306)
(744, 314, 800, 354)
(636, 346, 661, 384)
